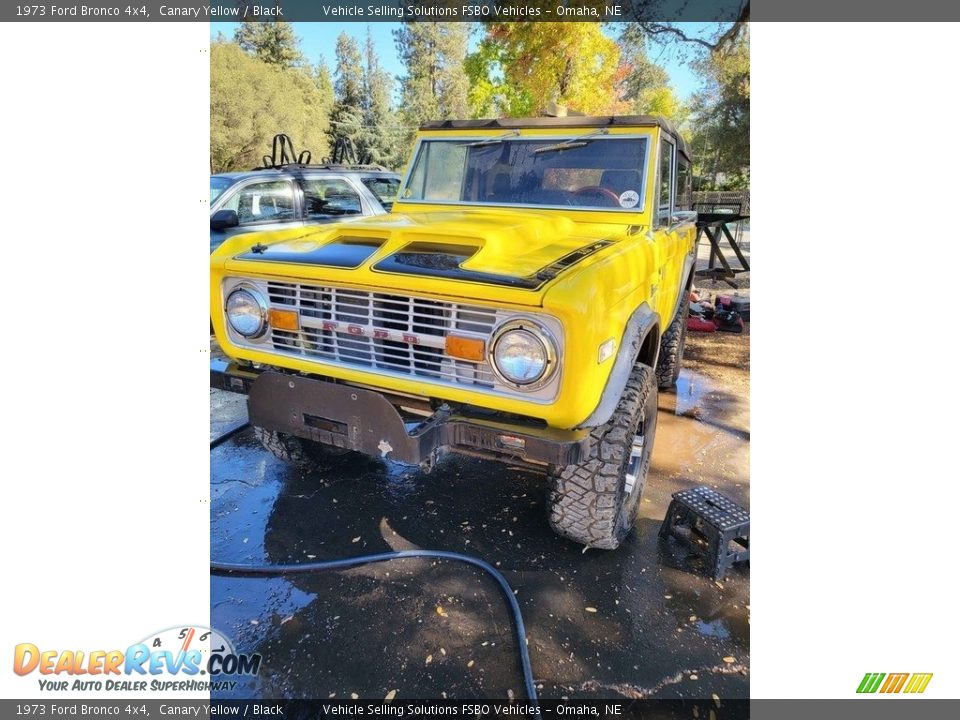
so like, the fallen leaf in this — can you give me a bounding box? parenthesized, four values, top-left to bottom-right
(689, 674, 698, 681)
(436, 606, 448, 617)
(426, 655, 433, 665)
(351, 693, 359, 699)
(712, 693, 721, 708)
(467, 660, 475, 668)
(689, 615, 697, 622)
(385, 690, 397, 701)
(352, 537, 361, 543)
(585, 607, 598, 613)
(723, 656, 736, 664)
(440, 648, 446, 656)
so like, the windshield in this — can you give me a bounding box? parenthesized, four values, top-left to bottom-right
(361, 176, 401, 211)
(402, 137, 649, 210)
(210, 176, 232, 203)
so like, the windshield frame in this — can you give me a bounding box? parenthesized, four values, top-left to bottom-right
(396, 133, 652, 214)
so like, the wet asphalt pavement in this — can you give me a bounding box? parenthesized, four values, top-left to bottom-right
(210, 332, 750, 702)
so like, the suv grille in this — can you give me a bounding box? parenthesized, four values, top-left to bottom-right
(266, 282, 498, 388)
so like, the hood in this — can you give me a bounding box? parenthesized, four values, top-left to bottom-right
(222, 210, 629, 304)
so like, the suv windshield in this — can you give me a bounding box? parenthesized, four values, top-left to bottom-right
(361, 177, 401, 211)
(210, 176, 232, 203)
(402, 137, 648, 210)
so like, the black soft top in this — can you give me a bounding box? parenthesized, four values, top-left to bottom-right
(420, 115, 691, 161)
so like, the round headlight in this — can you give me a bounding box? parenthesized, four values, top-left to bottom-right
(491, 321, 556, 388)
(226, 287, 267, 338)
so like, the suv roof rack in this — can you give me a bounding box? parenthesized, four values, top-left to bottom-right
(251, 134, 391, 173)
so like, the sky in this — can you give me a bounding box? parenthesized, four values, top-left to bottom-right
(210, 22, 717, 102)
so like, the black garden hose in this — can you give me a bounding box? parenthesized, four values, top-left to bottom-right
(210, 421, 251, 449)
(210, 424, 540, 711)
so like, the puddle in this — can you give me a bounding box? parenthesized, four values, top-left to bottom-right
(210, 357, 750, 700)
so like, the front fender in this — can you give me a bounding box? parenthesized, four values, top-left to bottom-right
(576, 302, 659, 429)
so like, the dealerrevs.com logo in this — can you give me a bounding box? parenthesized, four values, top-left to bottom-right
(13, 625, 261, 693)
(857, 672, 933, 694)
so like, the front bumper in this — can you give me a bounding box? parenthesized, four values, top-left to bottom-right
(211, 360, 589, 468)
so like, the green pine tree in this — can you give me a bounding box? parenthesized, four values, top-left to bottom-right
(234, 20, 304, 68)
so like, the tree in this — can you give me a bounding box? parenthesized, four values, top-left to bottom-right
(359, 28, 403, 168)
(233, 20, 304, 68)
(617, 25, 688, 127)
(469, 23, 622, 117)
(329, 32, 366, 155)
(465, 37, 533, 118)
(394, 22, 470, 150)
(635, 2, 750, 55)
(314, 56, 335, 117)
(687, 28, 750, 188)
(210, 41, 329, 172)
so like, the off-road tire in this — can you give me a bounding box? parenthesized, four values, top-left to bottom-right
(547, 364, 658, 549)
(253, 427, 347, 465)
(656, 294, 689, 389)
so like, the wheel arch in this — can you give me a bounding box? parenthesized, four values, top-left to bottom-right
(577, 302, 660, 429)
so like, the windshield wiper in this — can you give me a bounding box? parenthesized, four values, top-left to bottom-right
(532, 128, 609, 154)
(459, 130, 520, 148)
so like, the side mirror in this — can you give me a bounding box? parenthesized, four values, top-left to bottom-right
(210, 209, 239, 231)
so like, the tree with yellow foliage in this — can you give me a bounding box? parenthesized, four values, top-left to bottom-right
(468, 23, 623, 117)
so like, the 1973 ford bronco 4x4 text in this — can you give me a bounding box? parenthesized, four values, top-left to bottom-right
(211, 115, 697, 549)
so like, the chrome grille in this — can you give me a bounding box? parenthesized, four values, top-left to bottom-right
(266, 282, 498, 388)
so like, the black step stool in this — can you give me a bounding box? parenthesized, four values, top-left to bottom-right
(659, 486, 750, 580)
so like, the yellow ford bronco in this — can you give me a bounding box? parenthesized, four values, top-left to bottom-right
(211, 116, 697, 549)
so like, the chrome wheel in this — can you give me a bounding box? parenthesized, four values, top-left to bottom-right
(623, 434, 646, 495)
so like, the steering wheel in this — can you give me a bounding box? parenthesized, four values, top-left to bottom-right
(573, 186, 621, 206)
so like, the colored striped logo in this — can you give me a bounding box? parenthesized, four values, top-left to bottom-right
(857, 672, 933, 694)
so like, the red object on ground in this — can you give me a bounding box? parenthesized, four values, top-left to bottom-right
(688, 316, 717, 332)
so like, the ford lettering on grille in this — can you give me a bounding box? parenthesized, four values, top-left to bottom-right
(264, 282, 498, 388)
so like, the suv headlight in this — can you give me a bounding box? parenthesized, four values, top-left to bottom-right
(490, 319, 558, 390)
(225, 286, 268, 338)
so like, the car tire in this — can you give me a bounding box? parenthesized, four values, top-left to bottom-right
(546, 363, 658, 549)
(253, 426, 348, 465)
(656, 293, 689, 389)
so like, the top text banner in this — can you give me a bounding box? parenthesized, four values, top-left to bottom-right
(5, 0, 958, 21)
(6, 0, 740, 23)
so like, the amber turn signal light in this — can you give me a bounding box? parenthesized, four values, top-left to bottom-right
(445, 335, 485, 362)
(268, 309, 299, 331)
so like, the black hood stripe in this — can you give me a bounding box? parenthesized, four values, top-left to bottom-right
(236, 237, 384, 268)
(371, 240, 613, 290)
